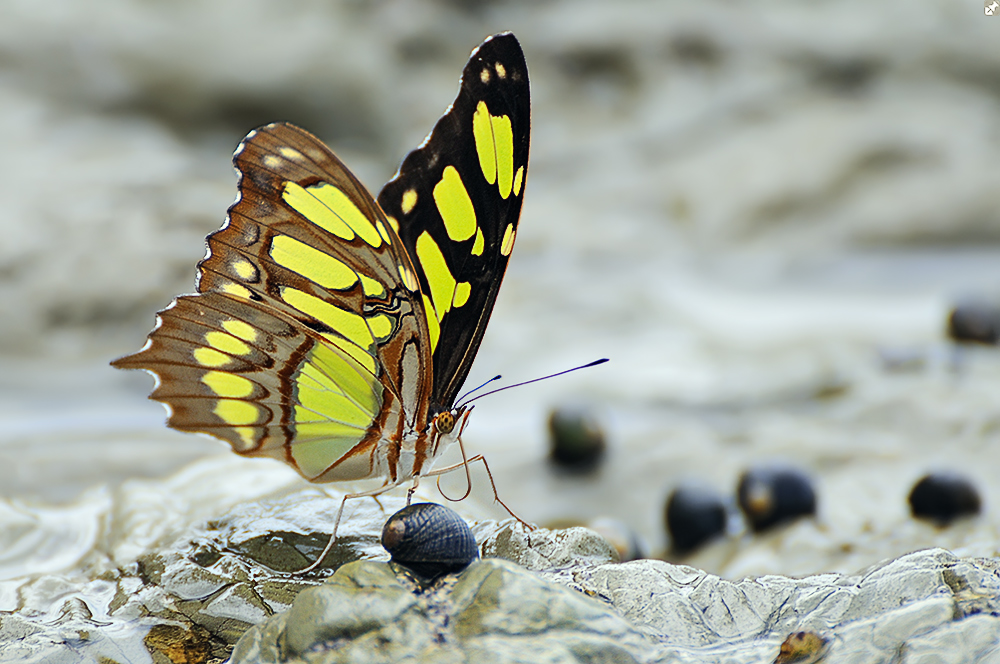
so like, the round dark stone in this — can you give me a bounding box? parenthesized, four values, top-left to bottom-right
(547, 405, 606, 472)
(908, 473, 981, 524)
(737, 466, 816, 533)
(664, 484, 727, 554)
(947, 303, 1000, 345)
(381, 503, 478, 580)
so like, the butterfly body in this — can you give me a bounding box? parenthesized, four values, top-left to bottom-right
(113, 34, 529, 494)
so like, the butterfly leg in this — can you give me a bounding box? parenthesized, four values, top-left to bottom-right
(406, 476, 421, 506)
(293, 478, 409, 575)
(424, 454, 534, 530)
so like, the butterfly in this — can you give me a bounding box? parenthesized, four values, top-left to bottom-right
(112, 33, 530, 568)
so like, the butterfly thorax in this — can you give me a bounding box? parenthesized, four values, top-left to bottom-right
(379, 405, 470, 483)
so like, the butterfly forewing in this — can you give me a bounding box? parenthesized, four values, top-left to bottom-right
(378, 32, 530, 411)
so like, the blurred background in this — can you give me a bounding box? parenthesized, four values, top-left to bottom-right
(1, 0, 999, 578)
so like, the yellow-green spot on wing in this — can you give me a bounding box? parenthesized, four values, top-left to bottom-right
(202, 371, 254, 398)
(472, 101, 497, 186)
(415, 231, 457, 323)
(453, 282, 471, 308)
(281, 287, 374, 350)
(294, 182, 383, 248)
(375, 220, 393, 246)
(194, 347, 233, 368)
(401, 189, 418, 215)
(501, 222, 516, 256)
(219, 282, 253, 300)
(471, 228, 485, 256)
(471, 101, 515, 199)
(295, 378, 371, 429)
(283, 182, 355, 241)
(422, 293, 440, 352)
(367, 314, 394, 340)
(358, 274, 386, 299)
(214, 399, 260, 426)
(232, 427, 257, 452)
(491, 113, 514, 199)
(433, 166, 477, 242)
(270, 235, 358, 290)
(513, 165, 524, 197)
(205, 331, 251, 356)
(222, 319, 259, 343)
(232, 258, 258, 281)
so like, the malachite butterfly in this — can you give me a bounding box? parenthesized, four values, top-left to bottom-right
(113, 33, 530, 520)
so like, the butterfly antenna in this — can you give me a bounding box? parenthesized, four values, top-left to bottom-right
(460, 359, 608, 407)
(455, 375, 503, 406)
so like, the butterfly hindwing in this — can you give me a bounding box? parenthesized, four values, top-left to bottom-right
(378, 32, 530, 411)
(114, 123, 434, 482)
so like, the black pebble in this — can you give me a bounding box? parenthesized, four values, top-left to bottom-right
(909, 473, 981, 524)
(547, 405, 606, 472)
(664, 484, 727, 554)
(737, 466, 816, 533)
(947, 303, 1000, 345)
(381, 503, 479, 580)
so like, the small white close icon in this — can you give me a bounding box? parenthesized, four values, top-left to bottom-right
(987, 0, 998, 15)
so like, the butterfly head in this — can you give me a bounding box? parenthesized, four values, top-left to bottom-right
(428, 404, 473, 457)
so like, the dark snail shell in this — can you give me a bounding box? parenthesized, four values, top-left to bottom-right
(947, 302, 1000, 345)
(909, 472, 981, 524)
(665, 484, 728, 554)
(737, 465, 816, 533)
(547, 404, 606, 472)
(381, 503, 479, 580)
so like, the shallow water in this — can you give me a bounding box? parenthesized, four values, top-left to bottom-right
(1, 0, 998, 584)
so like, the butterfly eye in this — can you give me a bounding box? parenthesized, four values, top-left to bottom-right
(435, 411, 456, 435)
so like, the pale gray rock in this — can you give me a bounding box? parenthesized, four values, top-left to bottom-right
(474, 519, 620, 569)
(223, 516, 1000, 664)
(0, 485, 406, 664)
(537, 548, 1000, 662)
(229, 558, 653, 664)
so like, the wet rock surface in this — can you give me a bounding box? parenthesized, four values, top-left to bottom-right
(231, 534, 1000, 663)
(230, 558, 653, 664)
(2, 464, 1000, 663)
